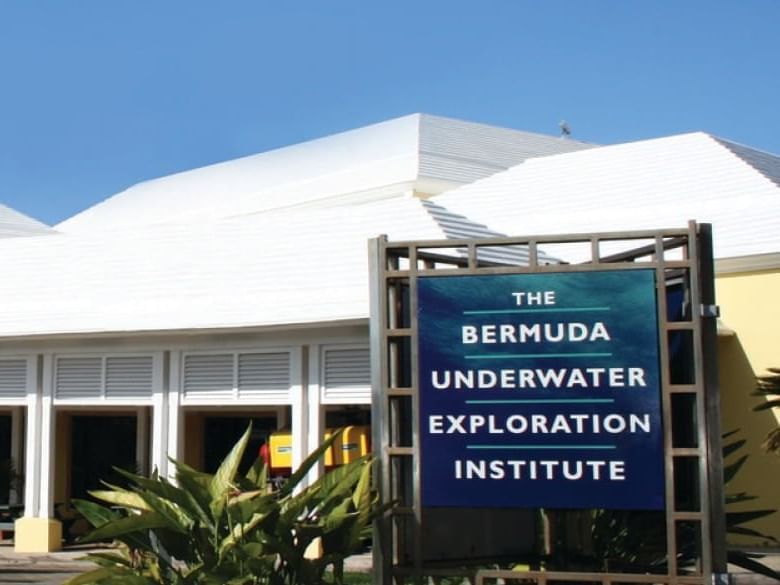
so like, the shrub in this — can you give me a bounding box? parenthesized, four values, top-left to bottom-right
(65, 427, 388, 585)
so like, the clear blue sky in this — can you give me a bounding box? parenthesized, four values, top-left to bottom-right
(1, 1, 778, 225)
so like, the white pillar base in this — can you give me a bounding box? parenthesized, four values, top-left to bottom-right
(14, 517, 62, 553)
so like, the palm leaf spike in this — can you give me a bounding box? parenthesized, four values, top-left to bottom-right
(211, 424, 252, 496)
(722, 438, 747, 458)
(88, 488, 152, 512)
(277, 427, 344, 499)
(245, 454, 268, 489)
(210, 424, 253, 521)
(753, 368, 780, 411)
(723, 454, 749, 484)
(753, 368, 780, 456)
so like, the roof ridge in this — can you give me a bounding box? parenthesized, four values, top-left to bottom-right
(418, 113, 595, 145)
(709, 135, 780, 189)
(0, 202, 55, 238)
(420, 199, 558, 265)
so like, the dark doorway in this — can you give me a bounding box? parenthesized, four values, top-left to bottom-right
(203, 416, 277, 474)
(325, 406, 371, 428)
(0, 414, 11, 504)
(70, 415, 136, 501)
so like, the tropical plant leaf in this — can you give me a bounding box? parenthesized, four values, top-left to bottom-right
(69, 424, 387, 585)
(726, 492, 758, 505)
(171, 464, 215, 528)
(277, 428, 343, 499)
(78, 551, 133, 568)
(300, 456, 366, 521)
(63, 566, 159, 585)
(727, 509, 776, 527)
(722, 438, 747, 458)
(62, 567, 119, 585)
(77, 510, 170, 544)
(762, 429, 780, 455)
(135, 487, 194, 534)
(352, 458, 371, 511)
(120, 469, 212, 527)
(728, 550, 780, 581)
(753, 400, 780, 411)
(219, 509, 275, 556)
(172, 459, 214, 504)
(728, 525, 777, 539)
(211, 425, 251, 500)
(89, 489, 152, 512)
(227, 490, 277, 529)
(71, 498, 121, 528)
(245, 456, 268, 489)
(723, 454, 749, 484)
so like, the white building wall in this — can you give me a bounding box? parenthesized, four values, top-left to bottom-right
(3, 323, 371, 525)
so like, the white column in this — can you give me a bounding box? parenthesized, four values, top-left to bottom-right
(306, 344, 324, 486)
(290, 347, 307, 475)
(9, 406, 24, 505)
(23, 357, 41, 518)
(37, 354, 56, 519)
(151, 352, 169, 478)
(151, 392, 168, 477)
(166, 351, 182, 481)
(15, 354, 62, 553)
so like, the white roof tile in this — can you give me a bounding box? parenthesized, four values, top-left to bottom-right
(55, 114, 593, 233)
(433, 132, 780, 262)
(0, 197, 527, 338)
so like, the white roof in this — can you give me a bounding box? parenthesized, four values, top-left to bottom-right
(0, 203, 55, 238)
(56, 114, 593, 233)
(433, 132, 780, 261)
(0, 197, 532, 338)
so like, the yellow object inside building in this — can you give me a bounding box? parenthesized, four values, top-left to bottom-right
(269, 425, 371, 470)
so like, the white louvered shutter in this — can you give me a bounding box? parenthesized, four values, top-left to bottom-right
(237, 352, 290, 401)
(183, 354, 234, 400)
(105, 356, 154, 399)
(55, 357, 102, 399)
(323, 347, 371, 402)
(0, 359, 27, 399)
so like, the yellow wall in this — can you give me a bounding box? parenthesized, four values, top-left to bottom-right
(716, 268, 780, 544)
(184, 412, 205, 469)
(717, 270, 780, 374)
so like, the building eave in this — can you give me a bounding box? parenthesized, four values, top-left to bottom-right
(715, 253, 780, 275)
(0, 318, 370, 346)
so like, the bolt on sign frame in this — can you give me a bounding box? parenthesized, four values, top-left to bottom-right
(369, 222, 725, 585)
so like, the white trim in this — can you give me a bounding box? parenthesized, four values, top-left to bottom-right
(151, 352, 168, 477)
(0, 318, 369, 345)
(166, 352, 182, 480)
(290, 347, 306, 473)
(51, 399, 154, 407)
(23, 357, 41, 517)
(715, 253, 780, 275)
(178, 398, 293, 407)
(38, 355, 55, 518)
(306, 344, 323, 486)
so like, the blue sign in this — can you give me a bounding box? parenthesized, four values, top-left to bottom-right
(417, 270, 664, 510)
